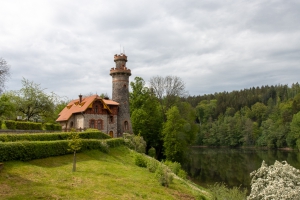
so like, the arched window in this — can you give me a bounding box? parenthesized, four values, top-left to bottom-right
(94, 105, 98, 114)
(70, 121, 74, 128)
(89, 119, 95, 128)
(124, 121, 128, 130)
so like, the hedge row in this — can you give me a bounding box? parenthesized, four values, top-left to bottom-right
(0, 138, 124, 162)
(0, 131, 111, 142)
(16, 121, 43, 130)
(2, 120, 61, 131)
(44, 123, 62, 131)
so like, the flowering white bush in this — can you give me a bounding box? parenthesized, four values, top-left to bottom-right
(248, 160, 300, 200)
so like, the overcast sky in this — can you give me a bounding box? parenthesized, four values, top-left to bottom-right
(1, 0, 300, 101)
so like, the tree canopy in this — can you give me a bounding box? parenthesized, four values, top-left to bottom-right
(8, 78, 59, 121)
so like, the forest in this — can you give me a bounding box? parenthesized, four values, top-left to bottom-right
(130, 76, 300, 163)
(184, 83, 300, 149)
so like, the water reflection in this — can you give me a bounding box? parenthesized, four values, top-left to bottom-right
(187, 147, 300, 192)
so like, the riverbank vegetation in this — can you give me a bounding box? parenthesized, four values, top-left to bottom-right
(130, 77, 300, 164)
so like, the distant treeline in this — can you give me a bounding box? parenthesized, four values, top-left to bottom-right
(182, 83, 300, 149)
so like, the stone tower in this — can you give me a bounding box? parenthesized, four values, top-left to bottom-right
(110, 53, 133, 135)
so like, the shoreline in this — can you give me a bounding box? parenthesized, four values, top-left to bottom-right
(190, 145, 296, 151)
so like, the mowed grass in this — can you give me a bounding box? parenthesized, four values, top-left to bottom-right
(0, 146, 210, 200)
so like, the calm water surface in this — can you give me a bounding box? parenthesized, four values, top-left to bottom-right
(187, 147, 300, 192)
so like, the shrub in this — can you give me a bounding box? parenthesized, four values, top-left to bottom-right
(177, 169, 187, 179)
(0, 120, 2, 129)
(0, 130, 111, 142)
(148, 147, 156, 157)
(105, 138, 124, 147)
(147, 158, 159, 173)
(0, 138, 123, 162)
(248, 160, 300, 200)
(44, 123, 62, 131)
(134, 154, 147, 168)
(44, 123, 54, 130)
(164, 160, 182, 175)
(155, 163, 173, 187)
(4, 120, 16, 129)
(13, 121, 43, 130)
(53, 124, 62, 131)
(85, 128, 99, 132)
(209, 183, 247, 200)
(123, 133, 146, 153)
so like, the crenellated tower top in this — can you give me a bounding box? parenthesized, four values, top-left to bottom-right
(110, 53, 131, 76)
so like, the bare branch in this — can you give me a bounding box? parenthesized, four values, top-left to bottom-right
(0, 58, 10, 93)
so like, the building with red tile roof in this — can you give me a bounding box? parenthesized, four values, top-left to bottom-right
(56, 53, 133, 137)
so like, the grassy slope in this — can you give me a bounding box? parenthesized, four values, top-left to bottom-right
(0, 146, 210, 200)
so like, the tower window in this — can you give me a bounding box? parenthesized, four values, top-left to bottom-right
(110, 115, 114, 123)
(124, 121, 128, 130)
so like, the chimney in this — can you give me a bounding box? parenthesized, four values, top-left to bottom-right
(79, 94, 82, 103)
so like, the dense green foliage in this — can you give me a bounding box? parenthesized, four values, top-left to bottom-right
(163, 106, 196, 162)
(0, 120, 61, 131)
(208, 183, 247, 200)
(15, 121, 43, 130)
(0, 79, 67, 123)
(130, 77, 164, 156)
(44, 123, 62, 131)
(0, 93, 15, 119)
(130, 76, 195, 162)
(0, 138, 124, 162)
(4, 120, 16, 129)
(183, 83, 300, 149)
(123, 133, 147, 153)
(0, 130, 110, 142)
(131, 77, 300, 164)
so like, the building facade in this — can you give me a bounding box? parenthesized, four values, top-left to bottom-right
(56, 53, 132, 137)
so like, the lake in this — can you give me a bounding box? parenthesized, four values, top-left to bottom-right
(186, 147, 300, 193)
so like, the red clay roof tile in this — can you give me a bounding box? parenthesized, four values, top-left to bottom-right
(56, 95, 119, 122)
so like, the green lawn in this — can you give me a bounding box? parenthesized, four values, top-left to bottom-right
(0, 146, 210, 200)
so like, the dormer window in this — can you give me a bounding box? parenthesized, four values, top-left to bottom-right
(95, 105, 98, 114)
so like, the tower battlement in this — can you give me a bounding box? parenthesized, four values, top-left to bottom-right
(114, 54, 127, 61)
(110, 68, 131, 76)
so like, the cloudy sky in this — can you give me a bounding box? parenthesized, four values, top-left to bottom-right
(1, 0, 300, 100)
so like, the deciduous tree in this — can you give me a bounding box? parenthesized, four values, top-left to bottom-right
(0, 93, 15, 119)
(68, 132, 82, 172)
(130, 77, 163, 157)
(162, 106, 196, 163)
(9, 78, 58, 121)
(150, 75, 187, 120)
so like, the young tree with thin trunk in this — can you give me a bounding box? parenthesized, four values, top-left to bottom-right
(68, 132, 82, 172)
